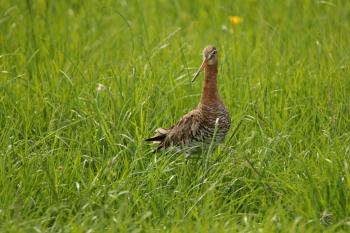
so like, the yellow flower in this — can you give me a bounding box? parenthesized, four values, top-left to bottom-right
(229, 16, 243, 25)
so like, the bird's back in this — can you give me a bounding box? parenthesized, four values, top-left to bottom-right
(146, 102, 230, 152)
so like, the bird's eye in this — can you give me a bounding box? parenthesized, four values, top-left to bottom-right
(208, 50, 216, 59)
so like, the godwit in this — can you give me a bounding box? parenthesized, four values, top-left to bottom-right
(146, 45, 231, 154)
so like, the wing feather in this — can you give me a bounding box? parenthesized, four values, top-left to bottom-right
(145, 108, 203, 151)
(159, 109, 202, 149)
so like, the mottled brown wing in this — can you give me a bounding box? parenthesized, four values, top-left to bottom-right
(158, 109, 202, 150)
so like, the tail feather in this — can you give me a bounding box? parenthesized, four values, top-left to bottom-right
(155, 127, 170, 135)
(144, 134, 166, 142)
(145, 127, 170, 142)
(145, 127, 171, 152)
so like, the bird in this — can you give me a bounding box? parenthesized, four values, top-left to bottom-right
(145, 45, 231, 155)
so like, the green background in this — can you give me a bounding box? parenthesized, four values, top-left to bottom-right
(1, 0, 350, 232)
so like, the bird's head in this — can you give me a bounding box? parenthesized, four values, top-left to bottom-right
(192, 45, 218, 82)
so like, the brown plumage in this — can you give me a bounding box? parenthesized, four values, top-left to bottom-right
(146, 45, 231, 154)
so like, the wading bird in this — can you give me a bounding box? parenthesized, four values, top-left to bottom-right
(145, 45, 230, 155)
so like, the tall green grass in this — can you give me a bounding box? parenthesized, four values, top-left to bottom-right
(1, 0, 350, 232)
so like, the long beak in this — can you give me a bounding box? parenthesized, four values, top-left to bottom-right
(191, 59, 207, 82)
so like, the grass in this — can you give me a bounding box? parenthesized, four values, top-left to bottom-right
(1, 0, 350, 232)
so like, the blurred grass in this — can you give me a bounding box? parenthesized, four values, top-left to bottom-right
(1, 0, 350, 232)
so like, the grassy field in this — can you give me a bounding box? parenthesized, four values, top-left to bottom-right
(1, 0, 350, 232)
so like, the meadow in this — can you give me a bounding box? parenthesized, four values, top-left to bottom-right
(1, 0, 350, 232)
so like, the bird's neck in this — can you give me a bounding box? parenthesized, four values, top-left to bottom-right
(200, 64, 220, 106)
